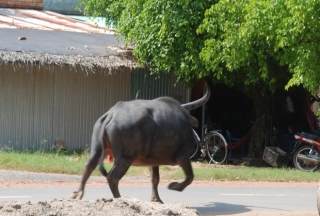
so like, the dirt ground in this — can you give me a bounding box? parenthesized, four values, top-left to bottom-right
(0, 176, 319, 216)
(0, 177, 318, 188)
(0, 198, 199, 216)
(0, 166, 319, 216)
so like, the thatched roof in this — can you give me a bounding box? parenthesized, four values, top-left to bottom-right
(0, 9, 140, 70)
(0, 46, 138, 70)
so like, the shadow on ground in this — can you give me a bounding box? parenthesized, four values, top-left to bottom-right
(196, 201, 289, 215)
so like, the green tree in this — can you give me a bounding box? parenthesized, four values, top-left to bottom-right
(197, 0, 320, 155)
(79, 0, 217, 83)
(198, 0, 320, 93)
(79, 0, 320, 156)
(79, 0, 320, 93)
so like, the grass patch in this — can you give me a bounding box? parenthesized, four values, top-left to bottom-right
(1, 150, 320, 182)
(0, 150, 152, 177)
(0, 151, 89, 175)
(164, 165, 320, 182)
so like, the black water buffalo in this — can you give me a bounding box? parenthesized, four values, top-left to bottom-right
(70, 85, 210, 203)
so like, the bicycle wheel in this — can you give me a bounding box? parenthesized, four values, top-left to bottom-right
(205, 131, 228, 164)
(293, 145, 319, 172)
(190, 129, 200, 160)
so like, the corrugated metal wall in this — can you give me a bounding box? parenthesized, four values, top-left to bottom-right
(131, 68, 190, 103)
(0, 64, 39, 151)
(0, 64, 190, 152)
(52, 66, 132, 151)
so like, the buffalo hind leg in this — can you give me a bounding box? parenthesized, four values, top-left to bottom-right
(107, 159, 131, 198)
(70, 152, 101, 200)
(168, 158, 193, 191)
(149, 166, 163, 203)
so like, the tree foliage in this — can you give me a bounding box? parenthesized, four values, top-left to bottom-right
(198, 0, 320, 93)
(79, 0, 320, 93)
(79, 0, 217, 83)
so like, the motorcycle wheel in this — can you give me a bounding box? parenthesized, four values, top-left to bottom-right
(293, 145, 320, 172)
(318, 182, 320, 214)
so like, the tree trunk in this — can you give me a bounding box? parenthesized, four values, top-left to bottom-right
(247, 90, 272, 158)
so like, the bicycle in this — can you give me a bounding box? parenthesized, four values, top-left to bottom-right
(190, 126, 228, 164)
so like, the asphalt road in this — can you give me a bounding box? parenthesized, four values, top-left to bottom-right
(0, 182, 318, 215)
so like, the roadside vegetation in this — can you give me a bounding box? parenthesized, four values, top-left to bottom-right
(1, 150, 320, 182)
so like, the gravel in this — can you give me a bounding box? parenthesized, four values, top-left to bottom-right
(0, 198, 200, 216)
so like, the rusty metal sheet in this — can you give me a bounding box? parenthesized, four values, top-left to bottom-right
(0, 8, 125, 57)
(0, 8, 113, 34)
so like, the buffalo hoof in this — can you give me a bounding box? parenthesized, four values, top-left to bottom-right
(70, 191, 83, 200)
(151, 198, 163, 204)
(168, 182, 184, 192)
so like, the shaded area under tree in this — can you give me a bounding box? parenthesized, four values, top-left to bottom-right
(191, 82, 318, 160)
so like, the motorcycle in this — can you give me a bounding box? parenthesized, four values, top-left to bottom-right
(286, 94, 320, 172)
(290, 126, 320, 172)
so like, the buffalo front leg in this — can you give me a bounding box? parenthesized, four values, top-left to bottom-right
(168, 158, 194, 192)
(70, 153, 101, 200)
(149, 166, 163, 203)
